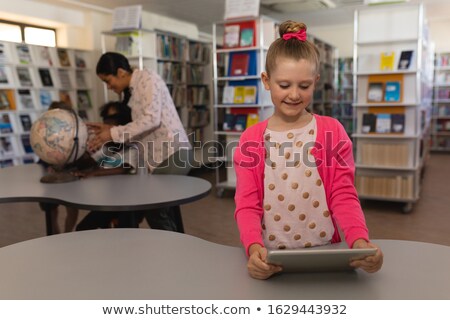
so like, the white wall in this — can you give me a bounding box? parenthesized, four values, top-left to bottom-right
(309, 23, 354, 58)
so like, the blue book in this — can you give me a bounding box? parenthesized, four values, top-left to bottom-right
(384, 81, 401, 102)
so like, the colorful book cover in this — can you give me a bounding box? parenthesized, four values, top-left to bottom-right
(362, 113, 377, 133)
(243, 86, 257, 104)
(16, 67, 33, 87)
(19, 114, 32, 132)
(0, 89, 16, 110)
(222, 86, 235, 104)
(391, 114, 405, 133)
(376, 114, 391, 133)
(39, 90, 53, 109)
(223, 113, 236, 131)
(224, 24, 240, 48)
(384, 81, 401, 102)
(367, 82, 384, 102)
(229, 53, 250, 76)
(379, 52, 395, 71)
(18, 89, 35, 110)
(245, 113, 259, 128)
(233, 86, 245, 104)
(20, 134, 33, 153)
(57, 48, 71, 67)
(77, 90, 92, 109)
(397, 50, 413, 70)
(240, 28, 254, 47)
(234, 114, 247, 131)
(16, 44, 32, 64)
(0, 113, 14, 134)
(38, 68, 53, 87)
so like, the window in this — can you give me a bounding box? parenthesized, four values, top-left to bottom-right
(0, 20, 56, 47)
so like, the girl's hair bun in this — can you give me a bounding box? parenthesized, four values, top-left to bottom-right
(278, 20, 307, 37)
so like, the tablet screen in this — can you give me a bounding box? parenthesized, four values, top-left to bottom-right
(266, 242, 377, 273)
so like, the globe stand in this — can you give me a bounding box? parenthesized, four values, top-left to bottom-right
(40, 171, 79, 184)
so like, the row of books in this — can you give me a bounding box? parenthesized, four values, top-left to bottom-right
(222, 85, 257, 105)
(435, 119, 450, 132)
(0, 65, 89, 89)
(0, 89, 91, 111)
(157, 62, 186, 85)
(188, 108, 209, 129)
(367, 78, 402, 103)
(187, 65, 206, 85)
(433, 105, 450, 116)
(435, 88, 450, 100)
(435, 53, 450, 67)
(434, 71, 450, 84)
(332, 104, 353, 118)
(223, 20, 257, 49)
(187, 87, 209, 107)
(362, 113, 405, 134)
(359, 143, 410, 167)
(0, 112, 34, 134)
(156, 34, 186, 61)
(355, 174, 414, 199)
(188, 42, 210, 64)
(0, 42, 88, 68)
(0, 133, 33, 159)
(223, 110, 259, 132)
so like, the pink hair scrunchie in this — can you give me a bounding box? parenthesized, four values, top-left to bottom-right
(282, 29, 307, 42)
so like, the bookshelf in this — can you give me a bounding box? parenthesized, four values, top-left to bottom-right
(0, 41, 95, 168)
(352, 4, 434, 212)
(431, 52, 450, 151)
(309, 35, 337, 117)
(100, 29, 213, 166)
(212, 16, 278, 196)
(332, 57, 354, 135)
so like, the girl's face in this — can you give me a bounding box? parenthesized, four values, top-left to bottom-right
(262, 57, 319, 121)
(98, 68, 130, 94)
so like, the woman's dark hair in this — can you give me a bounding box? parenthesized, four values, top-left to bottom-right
(96, 52, 132, 76)
(100, 101, 132, 126)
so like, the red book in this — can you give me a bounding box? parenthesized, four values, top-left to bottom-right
(229, 53, 250, 76)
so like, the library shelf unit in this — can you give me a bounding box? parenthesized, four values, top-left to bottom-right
(352, 4, 434, 212)
(431, 52, 450, 151)
(212, 16, 278, 197)
(309, 35, 337, 117)
(0, 41, 95, 168)
(332, 57, 354, 135)
(100, 29, 213, 166)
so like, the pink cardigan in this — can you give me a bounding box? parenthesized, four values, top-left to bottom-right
(234, 114, 369, 255)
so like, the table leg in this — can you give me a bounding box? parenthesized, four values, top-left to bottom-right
(45, 208, 54, 236)
(172, 206, 184, 233)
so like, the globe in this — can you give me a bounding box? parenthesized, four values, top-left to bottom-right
(30, 108, 88, 167)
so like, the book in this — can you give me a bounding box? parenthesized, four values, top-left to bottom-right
(0, 42, 11, 64)
(376, 114, 391, 133)
(223, 113, 236, 131)
(58, 69, 72, 89)
(57, 48, 71, 67)
(20, 134, 33, 153)
(362, 113, 377, 133)
(233, 86, 245, 104)
(384, 81, 401, 102)
(391, 114, 405, 133)
(223, 24, 240, 48)
(245, 113, 259, 128)
(228, 51, 257, 76)
(0, 113, 14, 134)
(0, 136, 15, 158)
(243, 86, 257, 104)
(36, 46, 53, 66)
(367, 82, 384, 102)
(379, 52, 395, 71)
(39, 90, 53, 109)
(76, 71, 87, 88)
(16, 67, 33, 87)
(38, 68, 53, 87)
(0, 89, 16, 110)
(16, 44, 32, 64)
(222, 86, 235, 104)
(0, 159, 14, 168)
(240, 28, 254, 47)
(19, 114, 32, 132)
(59, 91, 73, 107)
(229, 53, 250, 76)
(0, 66, 11, 85)
(234, 114, 248, 131)
(74, 52, 86, 68)
(397, 50, 413, 70)
(17, 89, 35, 110)
(77, 90, 91, 109)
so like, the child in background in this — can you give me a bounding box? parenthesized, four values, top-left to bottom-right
(74, 101, 137, 230)
(233, 20, 383, 279)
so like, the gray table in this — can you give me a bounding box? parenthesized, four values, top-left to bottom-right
(0, 164, 211, 234)
(0, 229, 448, 299)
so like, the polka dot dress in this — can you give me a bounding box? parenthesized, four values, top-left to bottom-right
(262, 117, 334, 250)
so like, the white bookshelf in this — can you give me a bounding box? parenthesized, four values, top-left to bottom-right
(0, 41, 95, 167)
(212, 16, 278, 196)
(352, 4, 434, 212)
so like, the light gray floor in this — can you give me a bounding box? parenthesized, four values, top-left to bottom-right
(0, 154, 449, 249)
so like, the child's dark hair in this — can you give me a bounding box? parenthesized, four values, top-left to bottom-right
(48, 101, 72, 111)
(100, 101, 132, 126)
(265, 20, 320, 76)
(96, 52, 132, 76)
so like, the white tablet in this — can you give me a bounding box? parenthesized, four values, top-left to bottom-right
(266, 242, 377, 273)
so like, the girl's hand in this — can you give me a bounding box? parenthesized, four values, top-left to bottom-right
(86, 122, 113, 153)
(350, 239, 383, 273)
(247, 244, 282, 279)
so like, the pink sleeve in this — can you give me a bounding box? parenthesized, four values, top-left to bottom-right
(233, 136, 265, 256)
(327, 125, 369, 247)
